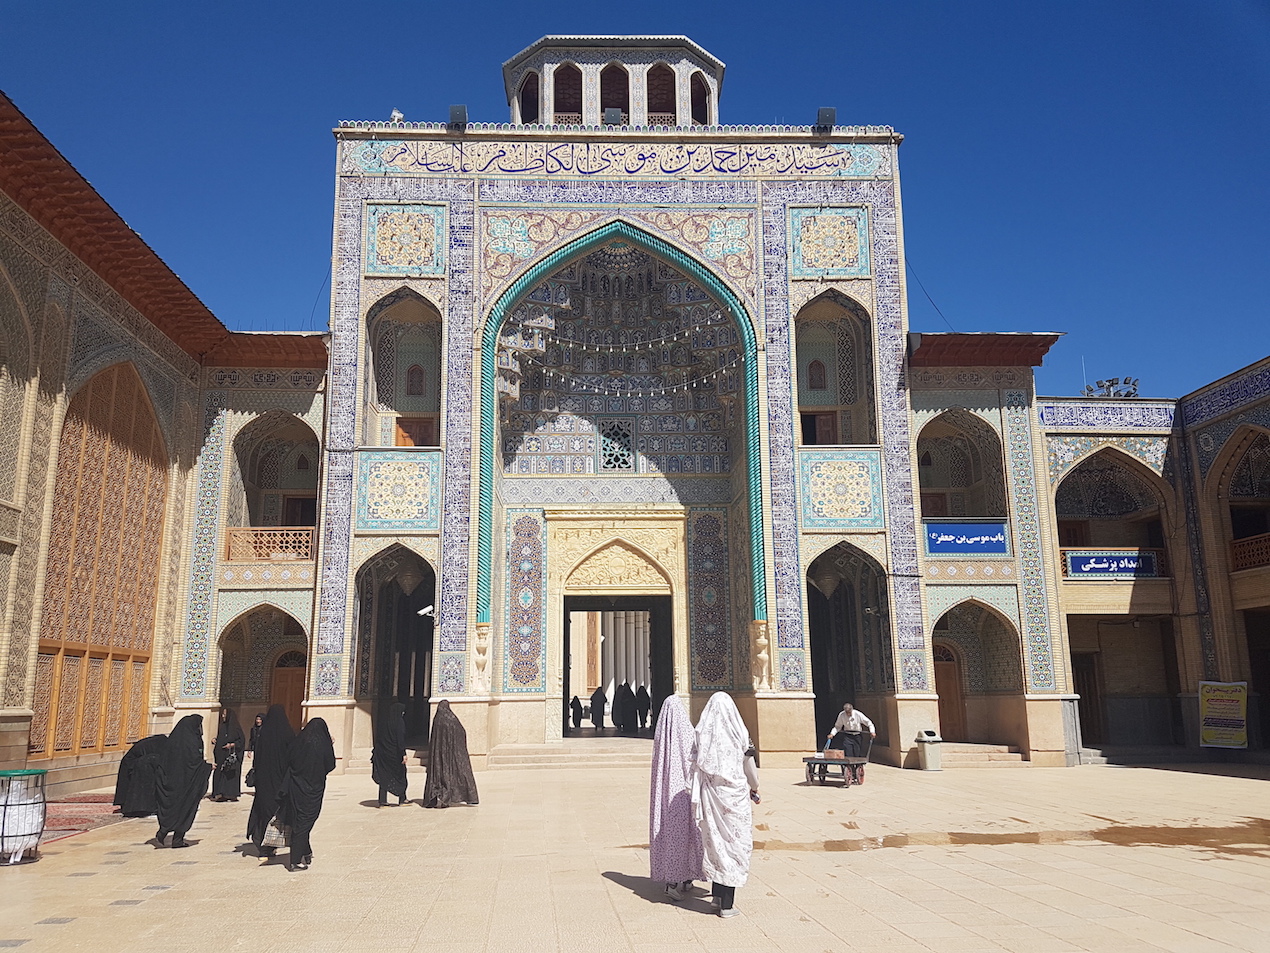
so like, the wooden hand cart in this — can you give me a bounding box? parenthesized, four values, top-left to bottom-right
(802, 733, 871, 787)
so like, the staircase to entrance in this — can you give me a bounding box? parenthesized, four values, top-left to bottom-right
(939, 742, 1029, 767)
(489, 736, 653, 769)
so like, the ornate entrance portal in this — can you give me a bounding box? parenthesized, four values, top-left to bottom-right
(563, 595, 672, 735)
(485, 224, 763, 734)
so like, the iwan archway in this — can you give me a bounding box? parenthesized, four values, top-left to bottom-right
(477, 221, 767, 634)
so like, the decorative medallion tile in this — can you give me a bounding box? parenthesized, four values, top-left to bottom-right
(789, 207, 870, 278)
(365, 203, 447, 276)
(798, 449, 884, 530)
(503, 510, 547, 693)
(355, 450, 442, 532)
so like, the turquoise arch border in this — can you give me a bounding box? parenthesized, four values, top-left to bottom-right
(476, 220, 767, 625)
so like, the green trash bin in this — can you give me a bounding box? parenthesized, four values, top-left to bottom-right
(0, 768, 48, 864)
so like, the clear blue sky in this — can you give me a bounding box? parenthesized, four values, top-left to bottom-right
(4, 1, 1267, 398)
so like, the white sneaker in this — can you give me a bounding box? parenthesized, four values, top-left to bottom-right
(666, 885, 685, 901)
(718, 907, 740, 919)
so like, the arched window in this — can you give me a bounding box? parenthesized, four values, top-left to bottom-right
(553, 63, 582, 123)
(600, 63, 629, 122)
(808, 359, 827, 390)
(647, 63, 676, 124)
(690, 72, 710, 125)
(519, 72, 539, 124)
(296, 454, 310, 471)
(406, 364, 425, 396)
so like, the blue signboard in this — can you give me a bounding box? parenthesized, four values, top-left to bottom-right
(924, 522, 1009, 555)
(1064, 550, 1159, 579)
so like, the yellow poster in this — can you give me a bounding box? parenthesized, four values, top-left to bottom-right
(1198, 681, 1248, 748)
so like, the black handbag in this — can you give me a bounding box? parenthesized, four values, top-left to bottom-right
(244, 767, 255, 787)
(221, 751, 240, 773)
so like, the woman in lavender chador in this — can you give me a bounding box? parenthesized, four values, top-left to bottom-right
(649, 694, 704, 902)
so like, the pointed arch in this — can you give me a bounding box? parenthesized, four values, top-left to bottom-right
(916, 407, 1008, 518)
(217, 601, 311, 643)
(478, 220, 765, 624)
(565, 537, 673, 592)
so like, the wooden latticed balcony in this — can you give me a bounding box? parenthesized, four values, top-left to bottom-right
(225, 526, 315, 561)
(1231, 532, 1270, 572)
(647, 113, 676, 125)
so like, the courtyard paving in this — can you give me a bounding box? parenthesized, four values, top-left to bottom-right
(3, 759, 1270, 953)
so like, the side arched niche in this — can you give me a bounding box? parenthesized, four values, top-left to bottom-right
(930, 601, 1025, 749)
(794, 292, 877, 446)
(366, 288, 442, 447)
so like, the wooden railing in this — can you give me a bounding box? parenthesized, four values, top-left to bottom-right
(225, 527, 315, 562)
(1231, 533, 1270, 572)
(1060, 548, 1168, 579)
(647, 113, 676, 125)
(554, 112, 583, 124)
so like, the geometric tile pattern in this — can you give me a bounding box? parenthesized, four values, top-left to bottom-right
(924, 584, 1021, 635)
(687, 509, 732, 690)
(355, 450, 442, 531)
(1046, 434, 1169, 484)
(503, 510, 547, 693)
(179, 392, 227, 699)
(212, 589, 315, 640)
(365, 203, 446, 276)
(1004, 390, 1056, 691)
(789, 207, 870, 279)
(1193, 401, 1270, 479)
(798, 449, 885, 529)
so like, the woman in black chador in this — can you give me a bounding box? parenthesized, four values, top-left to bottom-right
(422, 700, 479, 808)
(372, 702, 409, 806)
(589, 686, 607, 729)
(570, 695, 583, 730)
(246, 704, 294, 855)
(154, 714, 212, 848)
(614, 682, 638, 734)
(113, 734, 167, 817)
(211, 708, 245, 802)
(635, 685, 652, 731)
(276, 717, 336, 871)
(248, 712, 263, 753)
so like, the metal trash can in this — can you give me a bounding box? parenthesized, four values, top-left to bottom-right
(915, 730, 942, 771)
(0, 768, 47, 864)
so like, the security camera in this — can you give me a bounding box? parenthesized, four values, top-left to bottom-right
(417, 604, 435, 618)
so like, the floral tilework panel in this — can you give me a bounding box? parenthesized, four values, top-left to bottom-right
(789, 207, 870, 278)
(798, 449, 885, 529)
(503, 510, 547, 693)
(355, 450, 442, 532)
(688, 509, 732, 691)
(365, 203, 447, 276)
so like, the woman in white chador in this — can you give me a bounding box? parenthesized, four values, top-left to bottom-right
(691, 692, 760, 918)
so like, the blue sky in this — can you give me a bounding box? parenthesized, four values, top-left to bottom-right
(3, 1, 1267, 398)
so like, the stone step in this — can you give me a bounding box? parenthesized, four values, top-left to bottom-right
(938, 743, 1019, 754)
(487, 743, 652, 769)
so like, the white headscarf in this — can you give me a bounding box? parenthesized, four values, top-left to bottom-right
(691, 692, 756, 888)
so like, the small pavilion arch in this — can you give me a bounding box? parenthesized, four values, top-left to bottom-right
(352, 543, 437, 743)
(805, 539, 893, 742)
(552, 62, 583, 123)
(216, 603, 310, 731)
(600, 63, 630, 122)
(794, 289, 877, 445)
(517, 71, 540, 124)
(690, 71, 712, 125)
(929, 599, 1026, 747)
(916, 408, 1007, 519)
(1053, 446, 1170, 553)
(646, 63, 676, 124)
(228, 411, 320, 539)
(366, 286, 443, 447)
